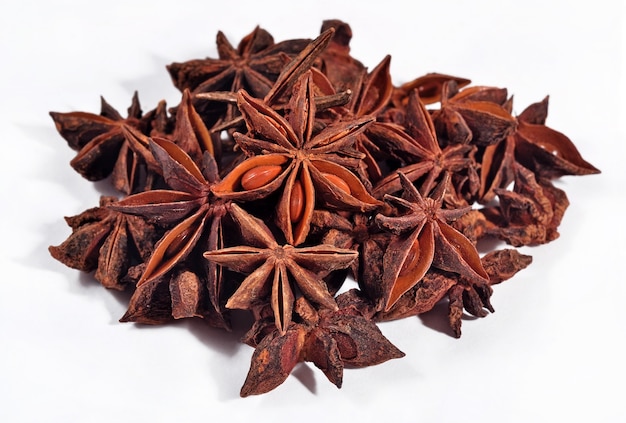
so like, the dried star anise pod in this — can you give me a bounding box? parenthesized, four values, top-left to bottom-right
(49, 196, 160, 290)
(167, 26, 310, 98)
(377, 248, 531, 337)
(109, 138, 233, 327)
(203, 203, 357, 334)
(211, 71, 380, 245)
(50, 92, 167, 194)
(167, 26, 311, 134)
(484, 163, 570, 246)
(238, 294, 404, 396)
(196, 27, 344, 149)
(374, 172, 489, 311)
(432, 81, 517, 146)
(371, 89, 476, 204)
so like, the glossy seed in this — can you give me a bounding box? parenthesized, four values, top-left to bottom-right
(240, 165, 283, 191)
(290, 180, 305, 223)
(398, 241, 421, 277)
(322, 172, 351, 194)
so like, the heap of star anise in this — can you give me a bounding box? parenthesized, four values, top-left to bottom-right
(49, 20, 600, 396)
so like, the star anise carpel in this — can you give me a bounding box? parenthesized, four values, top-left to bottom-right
(512, 96, 600, 178)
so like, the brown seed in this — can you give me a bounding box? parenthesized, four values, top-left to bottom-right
(322, 173, 351, 194)
(240, 165, 283, 190)
(290, 180, 305, 223)
(398, 241, 421, 277)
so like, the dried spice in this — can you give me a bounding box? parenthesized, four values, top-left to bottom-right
(49, 19, 599, 396)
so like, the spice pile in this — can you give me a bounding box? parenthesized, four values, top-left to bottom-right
(49, 20, 600, 396)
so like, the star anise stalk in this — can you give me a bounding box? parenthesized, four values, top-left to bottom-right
(374, 172, 489, 311)
(203, 203, 358, 334)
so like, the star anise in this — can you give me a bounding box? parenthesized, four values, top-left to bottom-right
(168, 26, 310, 96)
(211, 71, 381, 245)
(237, 293, 404, 396)
(111, 138, 233, 327)
(371, 89, 476, 205)
(50, 93, 169, 194)
(194, 27, 343, 145)
(167, 26, 311, 129)
(483, 162, 570, 246)
(203, 203, 358, 334)
(432, 81, 517, 146)
(49, 196, 160, 290)
(377, 249, 532, 337)
(374, 172, 489, 311)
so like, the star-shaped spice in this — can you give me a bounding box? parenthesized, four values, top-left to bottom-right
(167, 26, 311, 132)
(238, 293, 404, 396)
(50, 93, 169, 194)
(49, 196, 160, 290)
(484, 162, 570, 246)
(110, 138, 233, 327)
(211, 71, 381, 245)
(372, 89, 476, 205)
(377, 249, 532, 337)
(203, 203, 358, 334)
(374, 172, 489, 311)
(167, 26, 310, 98)
(432, 81, 517, 146)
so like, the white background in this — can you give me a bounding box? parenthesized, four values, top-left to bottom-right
(1, 0, 624, 421)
